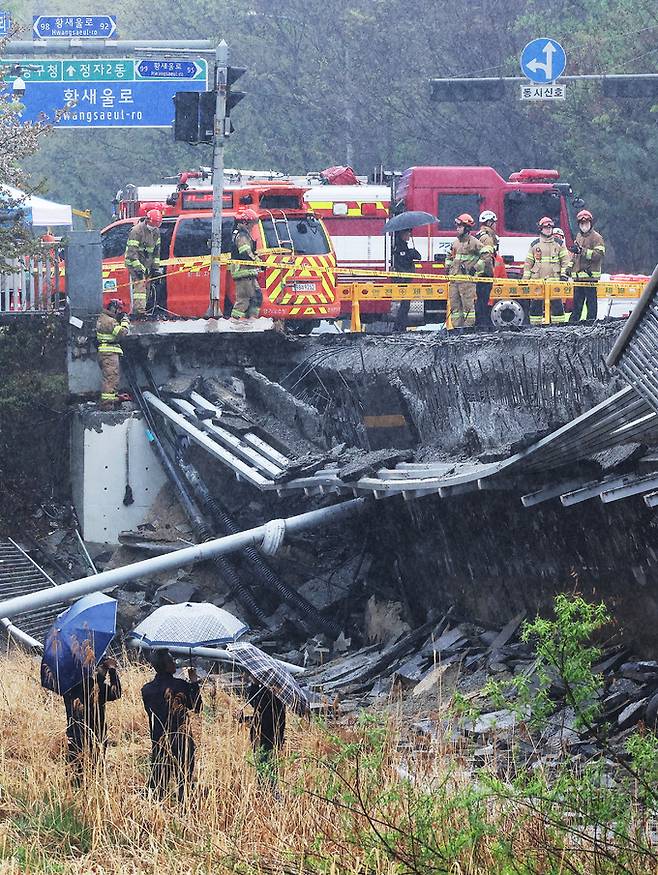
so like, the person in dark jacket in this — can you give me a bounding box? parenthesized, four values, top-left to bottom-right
(141, 650, 202, 802)
(62, 656, 121, 782)
(247, 682, 286, 789)
(392, 229, 421, 332)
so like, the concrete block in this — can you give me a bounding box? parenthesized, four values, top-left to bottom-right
(71, 408, 167, 544)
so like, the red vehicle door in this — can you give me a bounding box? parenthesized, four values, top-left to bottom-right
(100, 217, 175, 312)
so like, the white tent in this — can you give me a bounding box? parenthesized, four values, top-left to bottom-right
(1, 185, 73, 228)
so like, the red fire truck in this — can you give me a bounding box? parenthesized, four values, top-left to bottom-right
(305, 165, 580, 322)
(100, 174, 339, 326)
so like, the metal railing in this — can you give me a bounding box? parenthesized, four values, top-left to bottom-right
(0, 249, 62, 314)
(338, 275, 647, 332)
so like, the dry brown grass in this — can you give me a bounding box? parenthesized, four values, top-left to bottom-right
(0, 652, 654, 875)
(0, 653, 403, 874)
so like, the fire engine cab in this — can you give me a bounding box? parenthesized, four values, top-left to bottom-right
(101, 172, 339, 326)
(304, 165, 580, 321)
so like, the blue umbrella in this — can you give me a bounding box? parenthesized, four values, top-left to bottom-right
(40, 593, 117, 695)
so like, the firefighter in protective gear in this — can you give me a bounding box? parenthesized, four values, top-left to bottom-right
(569, 209, 605, 323)
(229, 208, 263, 321)
(446, 214, 484, 329)
(124, 209, 162, 316)
(96, 299, 130, 410)
(475, 210, 498, 329)
(523, 217, 570, 280)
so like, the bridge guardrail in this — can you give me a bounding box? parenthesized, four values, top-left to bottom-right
(0, 248, 62, 314)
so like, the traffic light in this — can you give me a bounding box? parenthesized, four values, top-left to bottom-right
(223, 66, 246, 134)
(173, 65, 247, 143)
(199, 91, 215, 143)
(173, 91, 200, 142)
(602, 75, 658, 99)
(429, 77, 504, 102)
(173, 91, 214, 144)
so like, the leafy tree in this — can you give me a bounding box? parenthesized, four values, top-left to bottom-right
(0, 35, 52, 268)
(8, 0, 658, 270)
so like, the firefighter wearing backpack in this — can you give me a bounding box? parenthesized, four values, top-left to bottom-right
(475, 210, 498, 329)
(229, 209, 262, 322)
(124, 209, 162, 316)
(568, 209, 605, 323)
(446, 214, 485, 329)
(96, 299, 130, 410)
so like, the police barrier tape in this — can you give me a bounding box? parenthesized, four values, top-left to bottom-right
(99, 256, 646, 328)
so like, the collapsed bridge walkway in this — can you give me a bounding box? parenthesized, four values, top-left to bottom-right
(142, 377, 658, 511)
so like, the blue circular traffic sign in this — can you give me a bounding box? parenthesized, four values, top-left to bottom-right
(520, 39, 566, 84)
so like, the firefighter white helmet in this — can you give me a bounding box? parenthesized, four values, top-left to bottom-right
(479, 210, 497, 224)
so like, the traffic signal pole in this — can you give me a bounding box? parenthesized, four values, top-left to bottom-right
(209, 40, 228, 318)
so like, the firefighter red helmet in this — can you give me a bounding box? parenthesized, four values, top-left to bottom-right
(236, 208, 259, 223)
(577, 209, 593, 222)
(538, 216, 554, 229)
(455, 213, 475, 228)
(146, 209, 163, 227)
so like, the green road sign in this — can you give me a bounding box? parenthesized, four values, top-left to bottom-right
(2, 57, 206, 84)
(62, 59, 135, 81)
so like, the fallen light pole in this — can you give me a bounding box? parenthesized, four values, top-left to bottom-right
(0, 499, 368, 621)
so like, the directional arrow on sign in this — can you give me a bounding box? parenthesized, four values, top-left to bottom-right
(32, 14, 117, 40)
(526, 41, 557, 81)
(136, 59, 200, 79)
(520, 38, 566, 85)
(65, 64, 76, 77)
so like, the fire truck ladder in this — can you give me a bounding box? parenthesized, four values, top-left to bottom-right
(262, 209, 294, 252)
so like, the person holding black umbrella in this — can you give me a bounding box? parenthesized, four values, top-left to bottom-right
(245, 681, 287, 790)
(62, 657, 122, 782)
(392, 230, 421, 333)
(141, 650, 202, 803)
(228, 642, 310, 792)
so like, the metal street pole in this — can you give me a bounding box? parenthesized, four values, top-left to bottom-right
(4, 39, 215, 55)
(209, 39, 228, 319)
(0, 498, 367, 620)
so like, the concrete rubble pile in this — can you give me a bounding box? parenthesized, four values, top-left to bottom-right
(299, 610, 658, 779)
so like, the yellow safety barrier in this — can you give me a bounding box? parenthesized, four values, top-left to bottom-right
(97, 254, 646, 331)
(337, 277, 647, 333)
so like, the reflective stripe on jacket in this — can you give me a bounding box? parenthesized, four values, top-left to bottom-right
(446, 233, 485, 276)
(476, 226, 499, 277)
(124, 220, 161, 274)
(229, 228, 259, 278)
(572, 229, 605, 279)
(96, 311, 129, 355)
(523, 237, 570, 279)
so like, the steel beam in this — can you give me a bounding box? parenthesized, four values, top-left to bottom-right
(600, 473, 658, 503)
(168, 397, 284, 478)
(560, 474, 644, 507)
(144, 392, 274, 488)
(189, 392, 292, 468)
(644, 491, 658, 508)
(521, 481, 585, 508)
